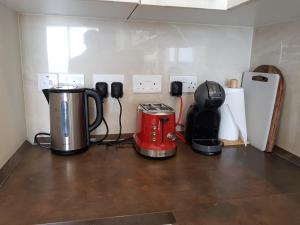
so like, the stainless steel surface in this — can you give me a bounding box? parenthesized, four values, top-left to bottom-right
(139, 103, 175, 115)
(49, 91, 88, 151)
(135, 145, 177, 158)
(167, 133, 177, 141)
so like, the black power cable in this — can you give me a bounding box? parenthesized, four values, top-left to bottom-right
(92, 117, 109, 144)
(97, 97, 134, 147)
(116, 98, 122, 142)
(99, 118, 109, 142)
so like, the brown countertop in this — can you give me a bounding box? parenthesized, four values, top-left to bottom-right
(0, 142, 299, 225)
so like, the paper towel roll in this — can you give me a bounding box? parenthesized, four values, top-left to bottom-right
(219, 105, 239, 140)
(219, 88, 247, 145)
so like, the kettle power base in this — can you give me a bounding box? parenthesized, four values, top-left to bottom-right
(192, 139, 223, 156)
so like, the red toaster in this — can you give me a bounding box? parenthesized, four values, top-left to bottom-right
(134, 104, 177, 158)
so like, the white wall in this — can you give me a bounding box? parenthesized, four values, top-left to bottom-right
(251, 20, 300, 157)
(0, 4, 26, 168)
(19, 14, 253, 142)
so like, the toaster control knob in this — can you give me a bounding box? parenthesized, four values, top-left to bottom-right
(152, 126, 157, 130)
(167, 133, 177, 142)
(152, 132, 156, 136)
(152, 138, 156, 142)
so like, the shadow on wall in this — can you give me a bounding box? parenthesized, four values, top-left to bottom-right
(46, 26, 123, 74)
(46, 25, 195, 76)
(47, 26, 148, 75)
(68, 29, 129, 74)
(69, 30, 101, 73)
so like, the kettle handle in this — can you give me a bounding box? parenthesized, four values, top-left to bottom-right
(86, 89, 103, 133)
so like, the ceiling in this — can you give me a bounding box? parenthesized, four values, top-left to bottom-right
(0, 0, 300, 27)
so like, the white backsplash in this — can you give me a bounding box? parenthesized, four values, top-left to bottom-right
(19, 14, 253, 142)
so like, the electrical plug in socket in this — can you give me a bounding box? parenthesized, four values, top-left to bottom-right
(170, 76, 198, 93)
(96, 82, 108, 98)
(171, 81, 183, 96)
(93, 74, 124, 93)
(111, 82, 123, 98)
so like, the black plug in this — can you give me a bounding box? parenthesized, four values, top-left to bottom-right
(171, 81, 183, 97)
(95, 82, 108, 98)
(111, 82, 123, 98)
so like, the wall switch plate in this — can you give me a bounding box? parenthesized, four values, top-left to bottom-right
(170, 75, 198, 93)
(133, 75, 162, 93)
(38, 73, 58, 91)
(59, 73, 85, 87)
(93, 74, 124, 93)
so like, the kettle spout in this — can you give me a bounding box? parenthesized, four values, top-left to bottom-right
(42, 89, 50, 103)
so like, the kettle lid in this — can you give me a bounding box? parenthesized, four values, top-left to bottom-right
(45, 86, 86, 93)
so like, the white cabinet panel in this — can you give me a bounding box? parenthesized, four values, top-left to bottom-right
(141, 0, 251, 10)
(141, 0, 227, 10)
(132, 0, 300, 27)
(227, 0, 250, 9)
(2, 0, 300, 28)
(97, 0, 138, 2)
(0, 0, 139, 20)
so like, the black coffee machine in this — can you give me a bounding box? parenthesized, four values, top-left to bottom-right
(185, 81, 225, 155)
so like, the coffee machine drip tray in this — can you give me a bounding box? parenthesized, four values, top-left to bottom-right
(192, 139, 223, 156)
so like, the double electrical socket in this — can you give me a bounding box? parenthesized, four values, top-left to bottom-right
(38, 73, 85, 90)
(170, 76, 198, 93)
(94, 74, 162, 94)
(59, 73, 85, 87)
(93, 74, 124, 93)
(38, 73, 58, 90)
(133, 75, 162, 93)
(132, 75, 197, 93)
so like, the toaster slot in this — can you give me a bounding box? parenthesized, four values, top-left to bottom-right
(159, 116, 169, 143)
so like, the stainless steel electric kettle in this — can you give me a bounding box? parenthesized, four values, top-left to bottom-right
(42, 87, 103, 155)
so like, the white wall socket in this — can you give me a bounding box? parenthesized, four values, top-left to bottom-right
(133, 75, 162, 93)
(59, 73, 85, 87)
(38, 73, 58, 91)
(93, 74, 124, 93)
(170, 75, 198, 93)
